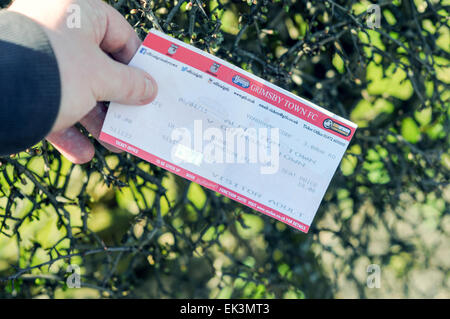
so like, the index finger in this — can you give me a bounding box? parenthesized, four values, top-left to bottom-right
(98, 1, 142, 64)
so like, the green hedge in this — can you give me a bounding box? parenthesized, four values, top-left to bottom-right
(0, 0, 448, 298)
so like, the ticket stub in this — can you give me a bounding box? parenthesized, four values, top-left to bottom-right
(100, 29, 357, 233)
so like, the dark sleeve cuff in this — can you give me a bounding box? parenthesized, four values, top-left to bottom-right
(0, 10, 61, 155)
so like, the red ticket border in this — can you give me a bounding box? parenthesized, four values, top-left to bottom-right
(100, 132, 310, 233)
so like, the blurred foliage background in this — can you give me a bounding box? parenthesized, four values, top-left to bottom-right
(0, 0, 449, 298)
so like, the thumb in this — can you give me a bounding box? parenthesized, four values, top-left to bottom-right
(93, 52, 158, 105)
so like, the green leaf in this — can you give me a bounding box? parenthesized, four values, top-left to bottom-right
(401, 118, 421, 143)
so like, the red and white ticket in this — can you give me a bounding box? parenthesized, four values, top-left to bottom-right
(100, 29, 357, 233)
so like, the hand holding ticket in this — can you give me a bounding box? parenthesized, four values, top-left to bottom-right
(100, 29, 357, 233)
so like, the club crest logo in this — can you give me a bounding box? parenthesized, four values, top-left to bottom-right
(209, 62, 221, 74)
(168, 44, 179, 55)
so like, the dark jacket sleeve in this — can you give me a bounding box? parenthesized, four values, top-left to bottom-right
(0, 10, 61, 156)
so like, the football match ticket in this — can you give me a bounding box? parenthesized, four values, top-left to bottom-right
(100, 29, 357, 233)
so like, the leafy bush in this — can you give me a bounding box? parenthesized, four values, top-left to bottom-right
(0, 0, 448, 298)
